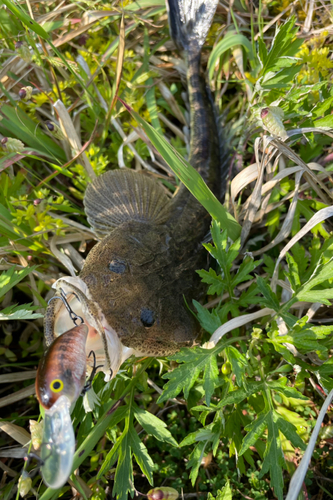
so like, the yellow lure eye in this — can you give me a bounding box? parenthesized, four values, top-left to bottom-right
(50, 379, 64, 393)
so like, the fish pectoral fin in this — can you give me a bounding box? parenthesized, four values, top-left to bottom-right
(84, 170, 171, 238)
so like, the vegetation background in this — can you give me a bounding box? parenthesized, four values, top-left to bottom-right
(1, 0, 333, 499)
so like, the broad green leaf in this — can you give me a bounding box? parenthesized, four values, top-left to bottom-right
(133, 407, 178, 446)
(258, 36, 267, 67)
(118, 101, 241, 241)
(312, 95, 333, 118)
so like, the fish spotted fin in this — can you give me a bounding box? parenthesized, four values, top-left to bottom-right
(84, 170, 171, 238)
(166, 0, 219, 52)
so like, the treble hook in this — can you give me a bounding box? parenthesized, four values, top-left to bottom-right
(48, 288, 84, 327)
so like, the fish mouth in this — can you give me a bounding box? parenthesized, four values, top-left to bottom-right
(45, 277, 137, 380)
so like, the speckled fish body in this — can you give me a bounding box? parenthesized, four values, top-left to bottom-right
(44, 0, 227, 379)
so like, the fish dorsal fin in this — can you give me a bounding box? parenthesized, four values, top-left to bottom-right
(84, 170, 171, 238)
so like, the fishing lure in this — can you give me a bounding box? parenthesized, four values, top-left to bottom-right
(35, 291, 96, 489)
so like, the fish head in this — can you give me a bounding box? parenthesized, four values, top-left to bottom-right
(80, 221, 197, 356)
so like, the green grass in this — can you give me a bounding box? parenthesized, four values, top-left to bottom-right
(1, 1, 333, 500)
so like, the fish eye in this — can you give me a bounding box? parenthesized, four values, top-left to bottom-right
(140, 308, 155, 328)
(50, 379, 64, 393)
(108, 259, 126, 274)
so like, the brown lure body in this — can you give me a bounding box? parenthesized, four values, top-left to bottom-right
(36, 324, 89, 409)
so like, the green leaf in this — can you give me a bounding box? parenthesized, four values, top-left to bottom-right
(203, 354, 219, 406)
(268, 378, 308, 400)
(285, 253, 301, 292)
(0, 266, 38, 300)
(133, 407, 178, 446)
(256, 276, 280, 311)
(314, 114, 333, 128)
(208, 32, 254, 80)
(295, 256, 333, 302)
(158, 346, 224, 405)
(217, 481, 232, 500)
(231, 257, 261, 288)
(239, 412, 268, 456)
(187, 441, 206, 485)
(118, 101, 241, 241)
(260, 17, 298, 75)
(259, 411, 285, 500)
(0, 0, 50, 39)
(112, 427, 134, 500)
(129, 424, 154, 484)
(258, 36, 267, 67)
(0, 303, 43, 321)
(193, 300, 222, 335)
(225, 346, 247, 387)
(196, 268, 225, 296)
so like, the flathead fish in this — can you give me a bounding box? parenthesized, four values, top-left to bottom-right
(44, 0, 227, 380)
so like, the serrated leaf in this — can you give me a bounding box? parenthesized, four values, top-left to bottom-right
(259, 411, 285, 500)
(196, 268, 225, 295)
(261, 16, 298, 75)
(258, 36, 267, 67)
(239, 412, 268, 456)
(158, 346, 223, 403)
(285, 253, 301, 292)
(0, 303, 43, 321)
(134, 407, 178, 446)
(268, 378, 308, 400)
(296, 256, 333, 300)
(193, 300, 222, 335)
(203, 354, 219, 405)
(225, 346, 247, 387)
(112, 429, 134, 500)
(129, 425, 154, 484)
(256, 276, 280, 311)
(217, 480, 232, 500)
(231, 258, 260, 288)
(217, 382, 265, 409)
(188, 441, 206, 485)
(275, 416, 306, 450)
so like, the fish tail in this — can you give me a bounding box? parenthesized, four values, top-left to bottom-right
(166, 0, 219, 53)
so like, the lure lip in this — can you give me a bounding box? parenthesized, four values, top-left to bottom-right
(40, 394, 75, 489)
